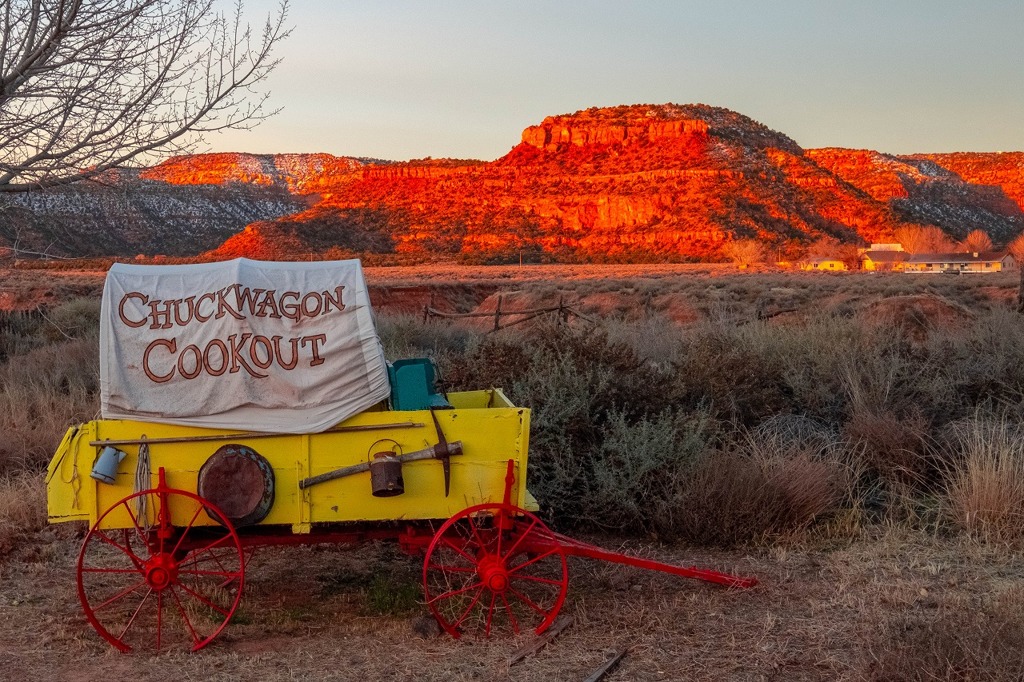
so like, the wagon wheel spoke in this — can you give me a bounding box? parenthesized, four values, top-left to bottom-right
(78, 484, 245, 653)
(117, 588, 153, 642)
(510, 574, 565, 587)
(119, 502, 153, 554)
(507, 585, 549, 617)
(169, 586, 202, 647)
(484, 591, 498, 637)
(449, 586, 487, 632)
(425, 563, 476, 573)
(155, 590, 164, 652)
(92, 528, 146, 569)
(464, 513, 489, 552)
(503, 517, 538, 559)
(170, 501, 206, 557)
(175, 580, 232, 617)
(499, 592, 520, 635)
(80, 567, 141, 575)
(439, 535, 478, 564)
(177, 567, 243, 579)
(91, 579, 148, 612)
(508, 547, 560, 574)
(425, 580, 485, 605)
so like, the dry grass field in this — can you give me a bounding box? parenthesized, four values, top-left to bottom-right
(4, 263, 1024, 680)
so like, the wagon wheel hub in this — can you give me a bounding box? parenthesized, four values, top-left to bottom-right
(144, 553, 179, 591)
(477, 555, 510, 593)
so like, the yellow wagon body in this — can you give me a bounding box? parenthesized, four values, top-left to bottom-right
(47, 388, 533, 533)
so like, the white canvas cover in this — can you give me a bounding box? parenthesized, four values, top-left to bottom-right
(100, 258, 390, 433)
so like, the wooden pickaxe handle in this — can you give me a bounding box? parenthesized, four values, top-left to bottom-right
(298, 441, 463, 490)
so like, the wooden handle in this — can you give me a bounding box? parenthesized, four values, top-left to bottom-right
(299, 441, 463, 489)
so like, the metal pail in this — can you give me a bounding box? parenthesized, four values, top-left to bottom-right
(370, 451, 404, 497)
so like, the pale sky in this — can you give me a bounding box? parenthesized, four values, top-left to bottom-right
(211, 1, 1024, 161)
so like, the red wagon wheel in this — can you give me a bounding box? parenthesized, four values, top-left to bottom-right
(423, 503, 568, 638)
(77, 482, 245, 653)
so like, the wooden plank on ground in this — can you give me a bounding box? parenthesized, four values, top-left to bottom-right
(582, 647, 629, 682)
(507, 615, 573, 666)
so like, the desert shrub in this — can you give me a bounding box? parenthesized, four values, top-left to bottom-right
(525, 324, 680, 421)
(939, 417, 1024, 543)
(0, 298, 100, 361)
(601, 314, 687, 365)
(672, 322, 794, 425)
(439, 334, 535, 396)
(867, 588, 1024, 681)
(40, 297, 101, 343)
(445, 323, 679, 424)
(843, 406, 929, 486)
(667, 428, 847, 546)
(375, 313, 476, 361)
(0, 310, 44, 361)
(579, 409, 710, 533)
(915, 309, 1024, 425)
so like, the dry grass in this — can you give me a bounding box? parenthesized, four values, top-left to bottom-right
(940, 418, 1024, 543)
(0, 337, 99, 470)
(0, 472, 47, 554)
(867, 586, 1024, 681)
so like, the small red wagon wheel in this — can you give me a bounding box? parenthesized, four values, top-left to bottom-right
(423, 502, 568, 638)
(76, 481, 245, 653)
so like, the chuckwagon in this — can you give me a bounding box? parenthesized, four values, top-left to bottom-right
(46, 258, 756, 653)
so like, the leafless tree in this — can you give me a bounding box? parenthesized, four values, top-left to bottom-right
(0, 0, 290, 192)
(892, 225, 955, 254)
(960, 229, 993, 254)
(724, 238, 764, 268)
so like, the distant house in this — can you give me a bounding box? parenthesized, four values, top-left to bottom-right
(861, 250, 908, 271)
(800, 257, 846, 271)
(903, 251, 1015, 273)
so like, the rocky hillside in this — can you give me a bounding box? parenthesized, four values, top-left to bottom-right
(808, 149, 1024, 244)
(3, 104, 1022, 261)
(0, 166, 306, 257)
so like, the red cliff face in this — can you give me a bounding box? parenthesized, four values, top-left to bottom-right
(142, 153, 364, 193)
(123, 104, 1023, 262)
(521, 113, 710, 150)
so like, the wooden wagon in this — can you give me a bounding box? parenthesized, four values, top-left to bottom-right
(45, 259, 756, 653)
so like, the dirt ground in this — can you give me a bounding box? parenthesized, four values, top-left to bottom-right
(2, 524, 1020, 681)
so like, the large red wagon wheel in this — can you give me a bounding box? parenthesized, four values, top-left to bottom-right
(423, 503, 568, 638)
(77, 478, 245, 653)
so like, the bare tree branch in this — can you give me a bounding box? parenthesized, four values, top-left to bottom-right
(0, 0, 290, 192)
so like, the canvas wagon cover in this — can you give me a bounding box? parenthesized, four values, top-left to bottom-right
(100, 258, 390, 433)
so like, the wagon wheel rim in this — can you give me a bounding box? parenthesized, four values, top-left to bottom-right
(76, 485, 245, 653)
(423, 502, 568, 639)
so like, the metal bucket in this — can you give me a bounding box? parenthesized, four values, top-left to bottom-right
(370, 451, 404, 497)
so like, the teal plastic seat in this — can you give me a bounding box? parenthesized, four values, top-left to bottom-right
(388, 358, 451, 411)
